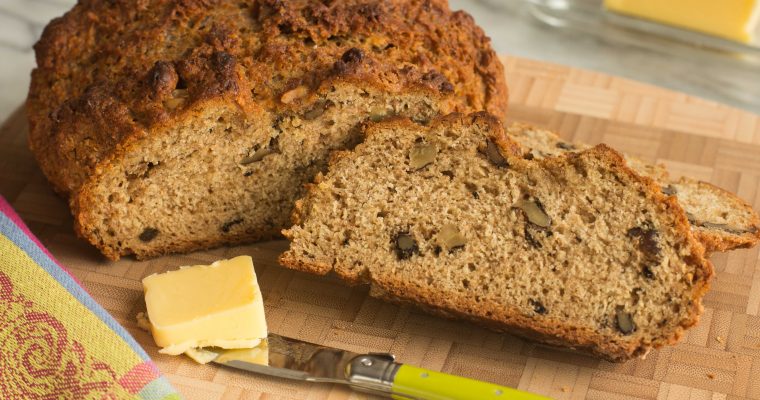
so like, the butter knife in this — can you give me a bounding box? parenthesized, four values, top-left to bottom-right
(205, 333, 549, 400)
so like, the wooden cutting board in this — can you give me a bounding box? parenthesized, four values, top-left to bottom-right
(2, 56, 760, 400)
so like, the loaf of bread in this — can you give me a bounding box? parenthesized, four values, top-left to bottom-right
(280, 113, 713, 361)
(27, 0, 507, 260)
(508, 123, 760, 253)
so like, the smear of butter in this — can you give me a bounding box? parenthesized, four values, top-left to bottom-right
(141, 256, 268, 356)
(183, 347, 221, 364)
(184, 341, 270, 365)
(215, 341, 269, 365)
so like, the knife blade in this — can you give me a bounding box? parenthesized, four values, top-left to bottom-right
(205, 333, 549, 400)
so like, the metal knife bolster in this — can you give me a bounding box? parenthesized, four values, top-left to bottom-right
(345, 353, 400, 396)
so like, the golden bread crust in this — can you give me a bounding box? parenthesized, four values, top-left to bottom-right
(28, 0, 507, 196)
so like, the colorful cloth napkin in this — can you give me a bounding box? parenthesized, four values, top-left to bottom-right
(0, 196, 180, 399)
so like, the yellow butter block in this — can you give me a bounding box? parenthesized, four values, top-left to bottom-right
(604, 0, 760, 43)
(142, 255, 267, 355)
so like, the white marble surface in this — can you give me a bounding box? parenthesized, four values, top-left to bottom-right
(1, 0, 758, 123)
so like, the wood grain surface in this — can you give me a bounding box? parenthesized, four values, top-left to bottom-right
(2, 56, 760, 400)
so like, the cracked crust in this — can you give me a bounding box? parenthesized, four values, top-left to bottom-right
(28, 0, 507, 196)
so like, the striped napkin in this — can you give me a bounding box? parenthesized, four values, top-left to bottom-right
(0, 196, 180, 399)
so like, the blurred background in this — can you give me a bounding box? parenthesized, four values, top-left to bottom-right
(1, 0, 758, 123)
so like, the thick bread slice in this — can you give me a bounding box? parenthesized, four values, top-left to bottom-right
(28, 0, 507, 260)
(281, 113, 713, 362)
(508, 123, 760, 253)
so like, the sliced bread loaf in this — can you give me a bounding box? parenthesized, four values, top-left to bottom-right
(28, 0, 507, 260)
(508, 123, 760, 253)
(280, 113, 713, 361)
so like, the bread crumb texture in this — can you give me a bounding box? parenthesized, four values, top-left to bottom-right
(508, 123, 760, 253)
(27, 0, 507, 259)
(281, 113, 713, 362)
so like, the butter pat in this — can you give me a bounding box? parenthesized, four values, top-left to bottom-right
(604, 0, 760, 44)
(142, 256, 267, 355)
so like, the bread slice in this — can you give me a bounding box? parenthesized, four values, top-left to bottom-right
(280, 113, 713, 361)
(508, 123, 760, 253)
(672, 177, 760, 252)
(27, 0, 507, 260)
(511, 123, 670, 181)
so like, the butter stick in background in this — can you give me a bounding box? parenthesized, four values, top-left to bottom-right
(604, 0, 760, 44)
(140, 256, 268, 364)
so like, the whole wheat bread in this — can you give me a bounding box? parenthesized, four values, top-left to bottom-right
(280, 113, 713, 361)
(27, 0, 506, 260)
(508, 123, 760, 253)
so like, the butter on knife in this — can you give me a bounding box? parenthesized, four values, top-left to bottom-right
(140, 256, 268, 360)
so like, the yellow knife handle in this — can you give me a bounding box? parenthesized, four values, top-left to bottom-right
(390, 364, 550, 400)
